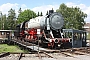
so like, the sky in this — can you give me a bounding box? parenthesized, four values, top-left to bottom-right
(0, 0, 90, 23)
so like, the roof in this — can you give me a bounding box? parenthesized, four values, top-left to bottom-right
(0, 30, 16, 32)
(63, 29, 86, 33)
(84, 23, 90, 28)
(84, 23, 90, 32)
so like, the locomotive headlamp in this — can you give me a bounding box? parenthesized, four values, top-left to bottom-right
(55, 39, 58, 43)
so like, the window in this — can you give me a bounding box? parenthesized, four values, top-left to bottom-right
(1, 32, 5, 35)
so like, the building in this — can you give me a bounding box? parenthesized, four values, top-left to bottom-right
(0, 30, 15, 40)
(83, 23, 90, 33)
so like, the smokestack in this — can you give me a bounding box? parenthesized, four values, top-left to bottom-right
(49, 10, 54, 15)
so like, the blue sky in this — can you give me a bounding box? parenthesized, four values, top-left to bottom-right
(0, 0, 90, 22)
(0, 0, 89, 8)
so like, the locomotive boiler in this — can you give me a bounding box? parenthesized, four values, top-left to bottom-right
(16, 10, 69, 48)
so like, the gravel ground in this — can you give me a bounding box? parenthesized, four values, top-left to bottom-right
(0, 53, 90, 60)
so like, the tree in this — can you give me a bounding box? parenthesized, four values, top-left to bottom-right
(8, 8, 16, 19)
(46, 11, 48, 15)
(18, 7, 22, 14)
(56, 3, 87, 30)
(40, 12, 43, 16)
(37, 11, 39, 16)
(0, 12, 7, 30)
(0, 12, 3, 29)
(7, 8, 16, 30)
(17, 9, 37, 24)
(2, 14, 7, 30)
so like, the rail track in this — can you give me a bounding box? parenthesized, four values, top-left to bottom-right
(0, 39, 90, 60)
(8, 39, 61, 53)
(0, 47, 90, 60)
(6, 39, 90, 53)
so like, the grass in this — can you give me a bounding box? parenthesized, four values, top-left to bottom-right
(87, 33, 90, 40)
(0, 44, 29, 53)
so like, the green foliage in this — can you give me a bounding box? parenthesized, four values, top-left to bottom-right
(40, 12, 43, 16)
(17, 9, 37, 24)
(46, 11, 48, 15)
(2, 14, 7, 30)
(37, 11, 40, 16)
(8, 8, 16, 19)
(0, 8, 37, 30)
(56, 3, 87, 30)
(7, 8, 16, 30)
(0, 12, 2, 29)
(0, 8, 16, 30)
(0, 12, 9, 30)
(0, 44, 28, 53)
(18, 7, 22, 14)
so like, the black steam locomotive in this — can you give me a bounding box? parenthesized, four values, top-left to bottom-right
(15, 10, 70, 48)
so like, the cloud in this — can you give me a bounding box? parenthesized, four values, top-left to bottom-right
(0, 3, 27, 15)
(32, 5, 59, 15)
